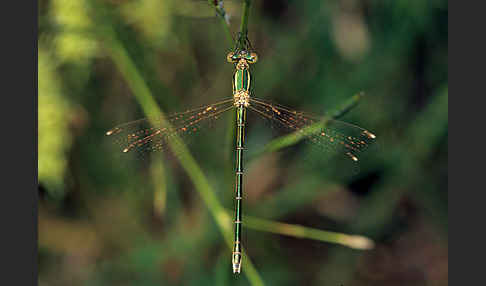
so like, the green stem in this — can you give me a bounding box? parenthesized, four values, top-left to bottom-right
(208, 0, 234, 46)
(151, 157, 167, 217)
(259, 92, 364, 155)
(328, 91, 364, 118)
(208, 0, 251, 48)
(244, 215, 374, 250)
(221, 20, 234, 47)
(233, 0, 252, 51)
(239, 0, 251, 37)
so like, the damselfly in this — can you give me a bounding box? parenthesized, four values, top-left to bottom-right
(106, 36, 376, 274)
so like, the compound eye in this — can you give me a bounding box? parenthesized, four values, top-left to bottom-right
(249, 52, 258, 63)
(227, 52, 237, 63)
(244, 52, 258, 63)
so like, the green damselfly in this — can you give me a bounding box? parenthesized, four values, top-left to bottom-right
(106, 36, 376, 274)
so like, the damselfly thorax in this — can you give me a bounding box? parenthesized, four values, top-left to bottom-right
(228, 50, 258, 108)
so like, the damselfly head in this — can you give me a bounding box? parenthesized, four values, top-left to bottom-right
(227, 52, 236, 63)
(248, 52, 258, 63)
(227, 51, 258, 64)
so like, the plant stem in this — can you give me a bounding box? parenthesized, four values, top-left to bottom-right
(239, 0, 251, 37)
(208, 0, 234, 46)
(244, 215, 374, 250)
(260, 92, 364, 154)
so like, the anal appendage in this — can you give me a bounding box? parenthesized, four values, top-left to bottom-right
(232, 251, 242, 274)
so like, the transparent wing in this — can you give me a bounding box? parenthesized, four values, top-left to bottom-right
(106, 98, 235, 157)
(248, 97, 376, 162)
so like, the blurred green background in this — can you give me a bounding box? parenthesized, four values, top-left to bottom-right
(38, 0, 448, 285)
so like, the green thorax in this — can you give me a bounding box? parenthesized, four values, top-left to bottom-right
(233, 59, 251, 95)
(227, 50, 258, 98)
